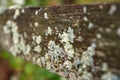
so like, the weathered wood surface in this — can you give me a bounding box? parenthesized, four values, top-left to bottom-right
(0, 3, 120, 80)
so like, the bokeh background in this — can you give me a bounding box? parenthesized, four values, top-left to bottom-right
(0, 0, 120, 80)
(0, 0, 120, 7)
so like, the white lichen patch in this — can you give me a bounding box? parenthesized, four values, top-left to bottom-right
(83, 16, 88, 22)
(33, 45, 41, 53)
(29, 23, 32, 27)
(81, 71, 93, 80)
(3, 20, 31, 56)
(13, 9, 20, 19)
(31, 35, 42, 53)
(76, 36, 84, 42)
(35, 10, 39, 15)
(47, 40, 62, 60)
(68, 72, 77, 80)
(59, 27, 75, 59)
(3, 20, 13, 34)
(45, 27, 52, 36)
(44, 12, 49, 19)
(21, 9, 25, 13)
(116, 27, 120, 37)
(35, 35, 42, 44)
(73, 57, 81, 69)
(34, 22, 38, 27)
(36, 58, 41, 64)
(67, 27, 75, 43)
(40, 57, 46, 65)
(81, 42, 96, 69)
(64, 42, 74, 59)
(101, 72, 119, 80)
(83, 6, 87, 13)
(23, 32, 27, 38)
(32, 57, 36, 62)
(88, 22, 94, 29)
(45, 53, 49, 60)
(32, 35, 42, 44)
(19, 35, 31, 55)
(102, 62, 108, 71)
(109, 4, 117, 15)
(78, 67, 83, 74)
(96, 33, 102, 39)
(46, 61, 52, 70)
(105, 28, 111, 33)
(99, 4, 103, 9)
(63, 60, 73, 70)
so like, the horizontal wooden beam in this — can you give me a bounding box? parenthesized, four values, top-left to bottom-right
(0, 3, 120, 80)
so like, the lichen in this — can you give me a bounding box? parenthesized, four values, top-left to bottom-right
(13, 9, 20, 19)
(101, 72, 120, 80)
(83, 16, 88, 22)
(59, 29, 75, 59)
(3, 20, 31, 56)
(45, 27, 52, 36)
(47, 40, 62, 60)
(76, 36, 84, 42)
(33, 45, 41, 53)
(34, 22, 38, 27)
(63, 60, 73, 70)
(83, 6, 87, 13)
(35, 10, 39, 15)
(109, 4, 117, 15)
(44, 12, 49, 19)
(31, 35, 42, 53)
(67, 27, 75, 43)
(116, 27, 120, 37)
(96, 33, 102, 39)
(73, 42, 96, 80)
(101, 62, 108, 71)
(88, 22, 94, 29)
(46, 61, 52, 70)
(21, 9, 25, 13)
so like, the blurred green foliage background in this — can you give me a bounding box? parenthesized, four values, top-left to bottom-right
(0, 0, 120, 7)
(0, 0, 120, 80)
(0, 49, 62, 80)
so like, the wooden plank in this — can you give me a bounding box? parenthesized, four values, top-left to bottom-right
(0, 3, 120, 80)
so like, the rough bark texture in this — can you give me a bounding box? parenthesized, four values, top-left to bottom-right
(0, 3, 120, 80)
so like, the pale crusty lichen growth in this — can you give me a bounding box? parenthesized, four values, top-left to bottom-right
(101, 72, 120, 80)
(59, 27, 75, 59)
(88, 22, 94, 29)
(3, 20, 31, 56)
(34, 22, 39, 27)
(34, 45, 41, 53)
(44, 12, 49, 19)
(63, 60, 73, 70)
(116, 27, 120, 36)
(96, 33, 102, 39)
(13, 9, 20, 19)
(35, 10, 39, 15)
(83, 6, 87, 13)
(32, 35, 42, 53)
(73, 42, 96, 80)
(83, 16, 88, 22)
(45, 27, 52, 36)
(101, 62, 108, 71)
(109, 4, 117, 15)
(21, 9, 25, 13)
